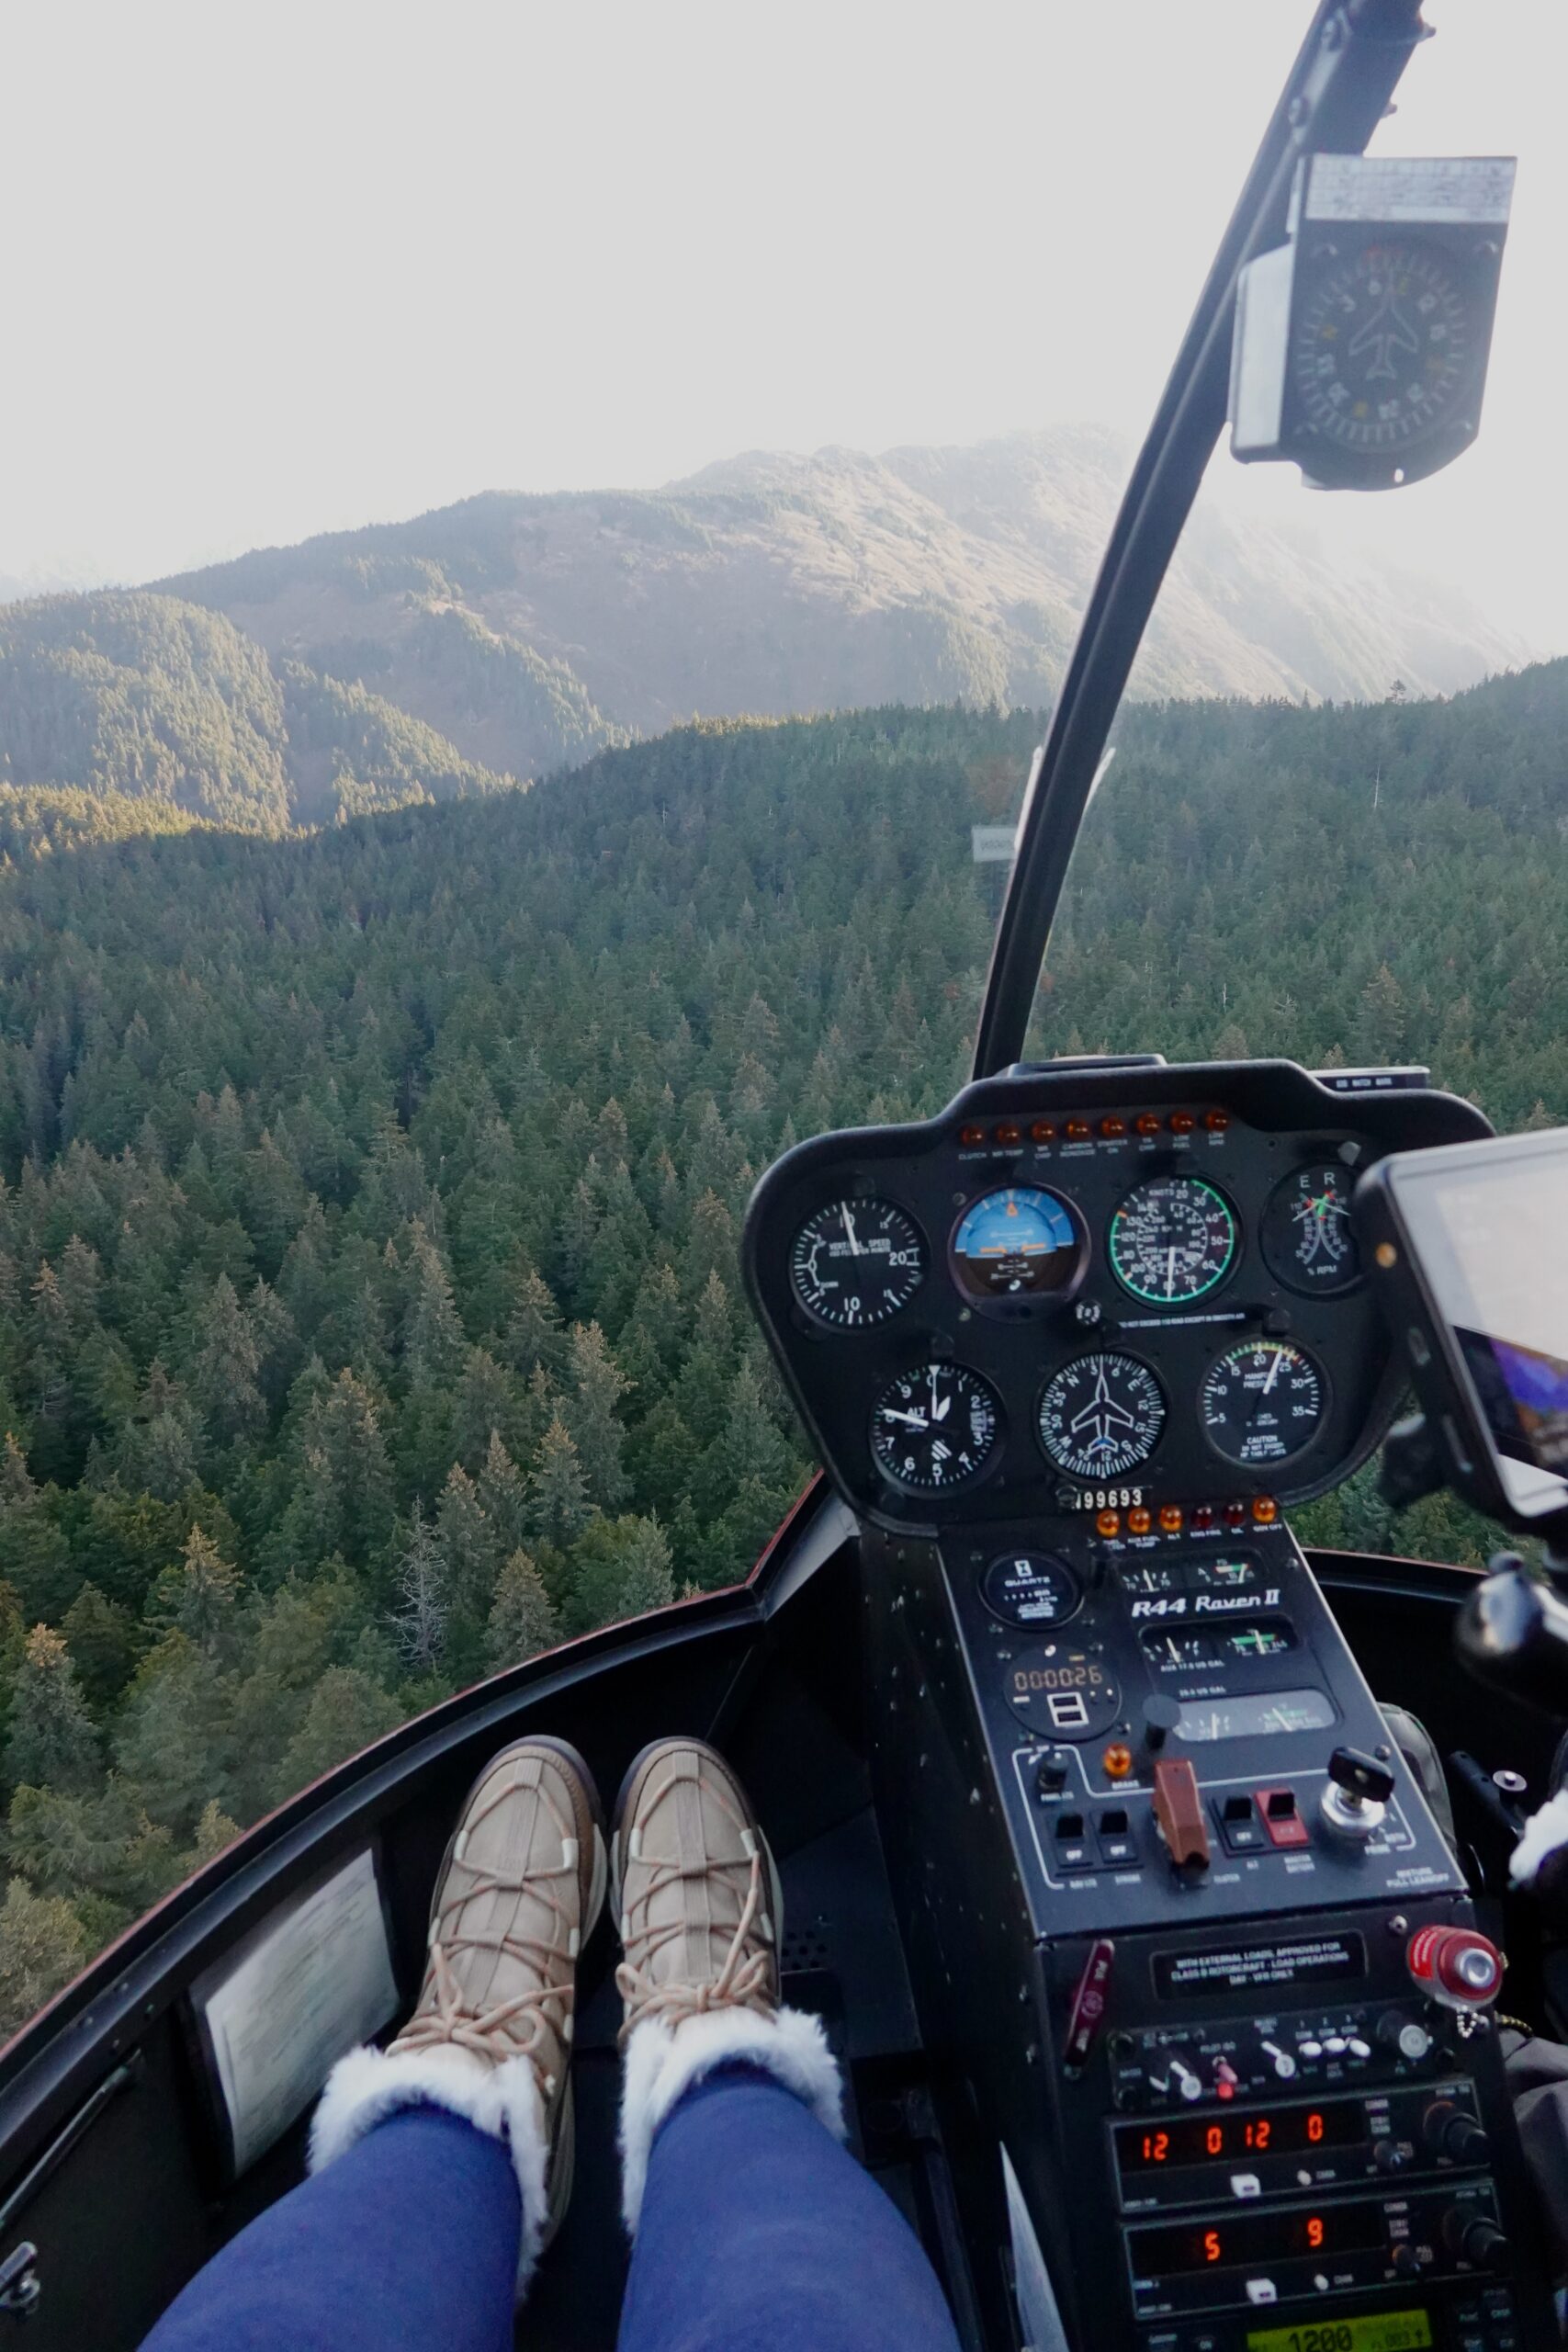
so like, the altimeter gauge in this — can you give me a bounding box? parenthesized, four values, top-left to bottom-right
(870, 1362, 1001, 1492)
(1038, 1351, 1166, 1481)
(1109, 1176, 1237, 1306)
(1201, 1339, 1327, 1467)
(790, 1199, 926, 1329)
(1261, 1163, 1360, 1296)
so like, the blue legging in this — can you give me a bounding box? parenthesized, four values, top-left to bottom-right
(141, 2064, 963, 2352)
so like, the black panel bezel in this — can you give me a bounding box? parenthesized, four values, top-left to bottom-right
(743, 1060, 1490, 1538)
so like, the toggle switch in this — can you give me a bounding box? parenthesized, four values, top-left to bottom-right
(1154, 1758, 1211, 1871)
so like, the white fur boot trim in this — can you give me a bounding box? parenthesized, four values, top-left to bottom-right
(309, 2044, 552, 2296)
(619, 2005, 845, 2233)
(1512, 1787, 1568, 1885)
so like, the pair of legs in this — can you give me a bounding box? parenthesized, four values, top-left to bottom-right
(142, 1737, 962, 2352)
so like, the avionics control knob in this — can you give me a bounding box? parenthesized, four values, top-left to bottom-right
(1143, 1694, 1181, 1755)
(1442, 2210, 1510, 2272)
(1423, 2100, 1491, 2165)
(1406, 1925, 1504, 2011)
(1376, 2012, 1432, 2063)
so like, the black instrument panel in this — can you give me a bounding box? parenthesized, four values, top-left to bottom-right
(743, 1060, 1489, 1534)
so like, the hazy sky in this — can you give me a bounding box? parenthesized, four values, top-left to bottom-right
(4, 2, 1565, 652)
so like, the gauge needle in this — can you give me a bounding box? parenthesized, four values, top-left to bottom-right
(1262, 1348, 1283, 1395)
(842, 1206, 862, 1255)
(1166, 1246, 1177, 1298)
(880, 1408, 928, 1429)
(929, 1366, 951, 1422)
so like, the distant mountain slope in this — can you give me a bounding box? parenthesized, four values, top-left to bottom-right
(155, 427, 1526, 784)
(0, 592, 515, 835)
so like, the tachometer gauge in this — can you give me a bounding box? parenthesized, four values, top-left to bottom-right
(1260, 1163, 1360, 1296)
(1037, 1351, 1166, 1481)
(1109, 1176, 1238, 1306)
(952, 1186, 1084, 1302)
(1201, 1340, 1327, 1467)
(870, 1363, 1000, 1492)
(790, 1199, 925, 1329)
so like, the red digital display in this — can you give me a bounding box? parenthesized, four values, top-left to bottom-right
(1131, 2202, 1383, 2279)
(1116, 2101, 1363, 2174)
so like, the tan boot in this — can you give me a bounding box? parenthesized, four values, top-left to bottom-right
(310, 1736, 605, 2293)
(612, 1737, 842, 2230)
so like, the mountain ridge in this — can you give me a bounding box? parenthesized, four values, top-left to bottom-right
(152, 426, 1526, 785)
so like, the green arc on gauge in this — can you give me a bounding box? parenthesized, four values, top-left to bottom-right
(1108, 1174, 1237, 1306)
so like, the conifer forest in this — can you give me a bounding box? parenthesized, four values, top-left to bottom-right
(0, 662, 1563, 2028)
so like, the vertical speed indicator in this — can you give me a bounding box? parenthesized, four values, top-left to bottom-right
(789, 1199, 926, 1329)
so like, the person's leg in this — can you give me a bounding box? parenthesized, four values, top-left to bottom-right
(141, 2107, 519, 2352)
(612, 1738, 961, 2352)
(619, 2062, 962, 2352)
(139, 1736, 607, 2350)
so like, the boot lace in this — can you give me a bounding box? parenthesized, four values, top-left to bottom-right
(397, 1773, 579, 2087)
(615, 1767, 775, 2042)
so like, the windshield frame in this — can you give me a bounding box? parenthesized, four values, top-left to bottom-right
(970, 0, 1429, 1081)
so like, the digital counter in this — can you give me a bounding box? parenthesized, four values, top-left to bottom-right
(1246, 2312, 1431, 2352)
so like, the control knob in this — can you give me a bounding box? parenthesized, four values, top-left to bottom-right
(1441, 2209, 1510, 2272)
(1423, 2099, 1491, 2165)
(1376, 2011, 1433, 2064)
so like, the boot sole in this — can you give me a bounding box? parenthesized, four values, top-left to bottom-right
(608, 1736, 785, 2007)
(425, 1733, 608, 2256)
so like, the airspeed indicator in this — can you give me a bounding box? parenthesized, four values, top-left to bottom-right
(1110, 1176, 1237, 1306)
(790, 1199, 925, 1329)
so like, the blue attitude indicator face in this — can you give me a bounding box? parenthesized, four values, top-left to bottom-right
(952, 1186, 1084, 1300)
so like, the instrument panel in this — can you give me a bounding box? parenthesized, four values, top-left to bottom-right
(743, 1060, 1490, 1534)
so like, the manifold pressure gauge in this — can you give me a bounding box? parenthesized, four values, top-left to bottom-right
(1230, 153, 1515, 490)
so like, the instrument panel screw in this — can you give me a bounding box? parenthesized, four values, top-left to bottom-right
(1389, 1915, 1408, 1936)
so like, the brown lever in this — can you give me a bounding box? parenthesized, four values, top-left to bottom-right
(1153, 1757, 1211, 1871)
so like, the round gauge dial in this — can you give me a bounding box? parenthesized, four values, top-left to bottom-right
(1261, 1163, 1361, 1296)
(1292, 242, 1476, 457)
(870, 1363, 1001, 1493)
(1038, 1352, 1166, 1481)
(1201, 1340, 1328, 1467)
(1005, 1644, 1120, 1742)
(789, 1198, 925, 1329)
(1109, 1176, 1237, 1306)
(982, 1551, 1081, 1629)
(952, 1186, 1084, 1301)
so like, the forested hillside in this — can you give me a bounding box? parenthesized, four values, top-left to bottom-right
(0, 594, 516, 838)
(0, 666, 1563, 2029)
(157, 429, 1525, 781)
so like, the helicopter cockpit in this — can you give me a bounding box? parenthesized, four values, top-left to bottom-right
(0, 5, 1564, 2349)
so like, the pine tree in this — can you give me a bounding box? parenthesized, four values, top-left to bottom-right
(525, 1416, 592, 1550)
(147, 1527, 243, 1657)
(0, 1877, 86, 2038)
(189, 1273, 265, 1444)
(476, 1430, 530, 1558)
(561, 1321, 631, 1510)
(6, 1626, 100, 1795)
(434, 1464, 500, 1626)
(485, 1549, 559, 1668)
